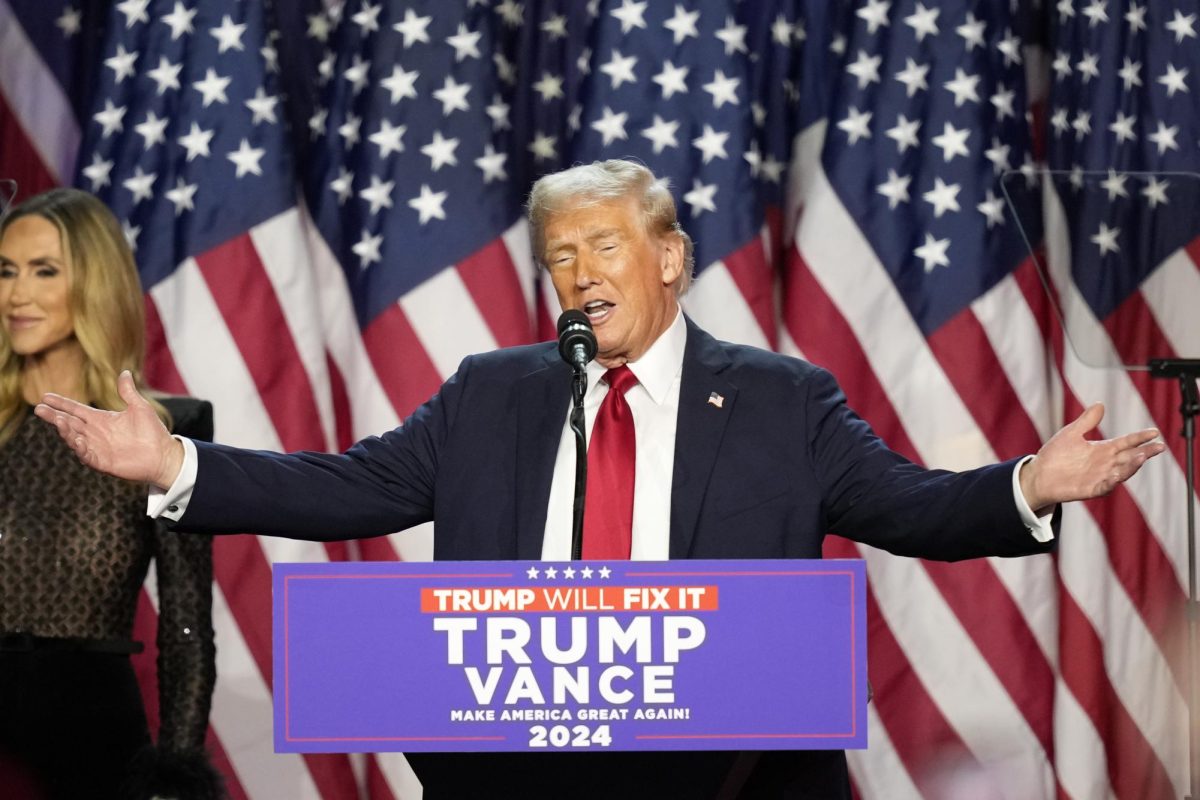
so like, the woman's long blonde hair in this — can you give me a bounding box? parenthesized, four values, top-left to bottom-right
(0, 188, 168, 443)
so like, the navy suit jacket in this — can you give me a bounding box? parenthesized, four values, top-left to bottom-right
(178, 318, 1052, 798)
(182, 318, 1049, 563)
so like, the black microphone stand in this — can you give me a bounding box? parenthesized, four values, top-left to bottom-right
(1149, 358, 1200, 800)
(557, 309, 595, 560)
(569, 365, 588, 560)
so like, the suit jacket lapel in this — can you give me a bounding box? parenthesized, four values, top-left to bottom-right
(670, 318, 736, 558)
(515, 349, 572, 559)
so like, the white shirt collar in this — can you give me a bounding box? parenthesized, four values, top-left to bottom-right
(585, 306, 685, 405)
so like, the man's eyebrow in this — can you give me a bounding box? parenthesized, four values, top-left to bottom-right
(546, 226, 623, 248)
(583, 227, 624, 241)
(544, 222, 630, 253)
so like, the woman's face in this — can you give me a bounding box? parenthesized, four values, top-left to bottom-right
(0, 215, 76, 358)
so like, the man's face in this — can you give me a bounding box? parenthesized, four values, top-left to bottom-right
(543, 196, 683, 368)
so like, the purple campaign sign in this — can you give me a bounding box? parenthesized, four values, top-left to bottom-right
(273, 559, 866, 753)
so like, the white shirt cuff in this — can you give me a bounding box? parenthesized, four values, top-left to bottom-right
(146, 436, 199, 520)
(1013, 455, 1054, 543)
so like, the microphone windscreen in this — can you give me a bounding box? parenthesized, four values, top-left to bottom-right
(557, 308, 590, 335)
(557, 309, 596, 366)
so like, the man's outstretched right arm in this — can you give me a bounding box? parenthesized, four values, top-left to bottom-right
(36, 367, 450, 540)
(35, 370, 185, 489)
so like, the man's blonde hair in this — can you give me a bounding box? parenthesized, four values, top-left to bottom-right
(526, 160, 695, 295)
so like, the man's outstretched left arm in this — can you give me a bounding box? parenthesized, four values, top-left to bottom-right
(1018, 402, 1166, 515)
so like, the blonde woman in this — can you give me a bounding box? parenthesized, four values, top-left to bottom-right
(0, 189, 220, 799)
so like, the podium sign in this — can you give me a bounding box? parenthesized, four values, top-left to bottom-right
(274, 559, 866, 753)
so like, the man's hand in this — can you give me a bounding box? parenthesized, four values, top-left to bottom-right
(1019, 402, 1166, 515)
(34, 370, 185, 490)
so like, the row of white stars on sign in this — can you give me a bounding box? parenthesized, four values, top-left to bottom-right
(525, 565, 614, 580)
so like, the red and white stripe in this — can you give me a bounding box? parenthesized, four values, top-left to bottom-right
(132, 119, 1200, 800)
(756, 119, 1194, 799)
(4, 3, 1195, 793)
(0, 0, 74, 190)
(0, 0, 75, 193)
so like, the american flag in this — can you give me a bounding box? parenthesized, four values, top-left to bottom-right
(0, 0, 1195, 798)
(1029, 2, 1199, 797)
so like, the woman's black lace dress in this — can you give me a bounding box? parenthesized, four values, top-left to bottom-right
(0, 398, 220, 799)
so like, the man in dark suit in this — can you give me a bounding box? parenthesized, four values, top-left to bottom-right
(36, 160, 1164, 798)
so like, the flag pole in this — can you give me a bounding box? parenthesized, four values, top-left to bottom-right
(1149, 358, 1200, 799)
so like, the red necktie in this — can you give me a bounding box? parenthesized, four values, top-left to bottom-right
(583, 366, 638, 559)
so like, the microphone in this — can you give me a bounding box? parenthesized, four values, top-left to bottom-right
(557, 309, 597, 372)
(558, 309, 595, 559)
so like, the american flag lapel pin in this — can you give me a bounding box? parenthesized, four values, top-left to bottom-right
(707, 392, 724, 409)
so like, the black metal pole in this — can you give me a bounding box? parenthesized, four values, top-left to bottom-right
(1151, 359, 1199, 799)
(569, 368, 588, 560)
(1181, 373, 1199, 800)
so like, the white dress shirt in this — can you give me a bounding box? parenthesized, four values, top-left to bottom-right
(540, 308, 688, 560)
(151, 307, 1053, 545)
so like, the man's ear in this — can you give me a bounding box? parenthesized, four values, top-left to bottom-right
(660, 233, 685, 286)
